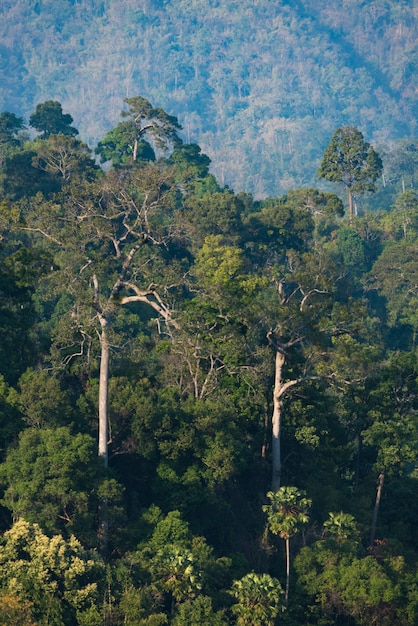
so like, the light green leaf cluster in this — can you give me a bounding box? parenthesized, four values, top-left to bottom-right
(194, 235, 244, 289)
(0, 520, 104, 625)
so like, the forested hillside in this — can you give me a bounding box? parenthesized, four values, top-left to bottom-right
(0, 0, 417, 197)
(0, 96, 417, 624)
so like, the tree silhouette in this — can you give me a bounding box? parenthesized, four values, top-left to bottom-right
(29, 101, 78, 139)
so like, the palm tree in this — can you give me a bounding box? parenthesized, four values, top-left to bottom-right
(263, 486, 311, 603)
(323, 511, 359, 544)
(229, 572, 285, 626)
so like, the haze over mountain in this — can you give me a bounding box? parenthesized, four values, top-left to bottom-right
(0, 0, 417, 197)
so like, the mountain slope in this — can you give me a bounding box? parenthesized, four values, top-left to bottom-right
(0, 0, 416, 197)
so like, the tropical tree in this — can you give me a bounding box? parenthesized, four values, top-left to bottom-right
(295, 543, 413, 626)
(0, 519, 104, 625)
(0, 243, 50, 384)
(382, 190, 418, 240)
(31, 134, 99, 182)
(0, 112, 26, 160)
(229, 572, 285, 626)
(0, 426, 100, 541)
(318, 126, 382, 222)
(150, 545, 203, 610)
(29, 101, 78, 138)
(96, 95, 182, 165)
(361, 352, 418, 547)
(172, 595, 227, 625)
(20, 163, 181, 468)
(366, 239, 418, 344)
(323, 511, 359, 543)
(263, 486, 311, 603)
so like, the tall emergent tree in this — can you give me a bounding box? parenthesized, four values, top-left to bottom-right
(318, 126, 382, 222)
(96, 95, 182, 166)
(20, 98, 185, 470)
(24, 165, 180, 469)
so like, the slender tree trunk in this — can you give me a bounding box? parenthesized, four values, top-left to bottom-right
(98, 323, 110, 468)
(354, 434, 362, 489)
(369, 470, 385, 547)
(261, 402, 270, 460)
(272, 351, 285, 491)
(98, 322, 110, 557)
(285, 536, 290, 604)
(348, 188, 354, 224)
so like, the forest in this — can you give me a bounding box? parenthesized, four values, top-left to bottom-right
(0, 0, 417, 198)
(0, 96, 417, 625)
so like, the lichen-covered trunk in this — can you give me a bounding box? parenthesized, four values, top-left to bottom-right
(272, 351, 285, 492)
(98, 323, 109, 468)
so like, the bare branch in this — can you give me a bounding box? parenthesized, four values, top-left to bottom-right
(118, 281, 180, 329)
(300, 288, 328, 311)
(19, 227, 62, 246)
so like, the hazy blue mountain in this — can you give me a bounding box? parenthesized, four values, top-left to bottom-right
(0, 0, 416, 197)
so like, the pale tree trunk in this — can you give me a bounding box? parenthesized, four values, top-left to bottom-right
(97, 322, 110, 557)
(269, 345, 323, 491)
(285, 536, 290, 605)
(348, 188, 354, 223)
(369, 470, 385, 547)
(272, 351, 285, 491)
(98, 323, 110, 468)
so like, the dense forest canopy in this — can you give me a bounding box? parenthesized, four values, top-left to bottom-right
(0, 0, 417, 196)
(0, 90, 417, 623)
(0, 0, 417, 622)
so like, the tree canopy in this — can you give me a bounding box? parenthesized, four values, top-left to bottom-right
(0, 97, 416, 625)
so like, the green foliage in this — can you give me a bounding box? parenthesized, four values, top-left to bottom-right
(382, 190, 418, 241)
(121, 96, 182, 151)
(0, 374, 20, 458)
(16, 369, 74, 428)
(0, 427, 99, 541)
(0, 592, 37, 625)
(181, 189, 244, 248)
(263, 487, 311, 540)
(95, 95, 182, 167)
(295, 541, 415, 625)
(95, 121, 156, 166)
(367, 239, 418, 335)
(32, 134, 100, 182)
(229, 572, 285, 626)
(318, 126, 383, 195)
(336, 226, 367, 272)
(0, 245, 51, 383)
(323, 511, 359, 543)
(29, 101, 78, 138)
(0, 112, 26, 155)
(172, 595, 227, 625)
(0, 89, 417, 625)
(0, 520, 104, 626)
(319, 126, 382, 220)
